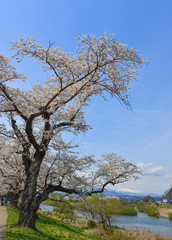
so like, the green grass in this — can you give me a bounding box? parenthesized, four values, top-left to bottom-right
(6, 205, 172, 240)
(6, 205, 103, 240)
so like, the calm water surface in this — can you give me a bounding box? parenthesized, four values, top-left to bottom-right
(112, 212, 172, 237)
(40, 204, 172, 237)
(40, 204, 54, 212)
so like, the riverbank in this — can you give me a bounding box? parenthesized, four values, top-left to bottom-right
(41, 203, 172, 237)
(5, 205, 172, 240)
(159, 208, 172, 219)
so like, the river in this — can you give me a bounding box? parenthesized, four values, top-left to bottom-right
(40, 204, 172, 237)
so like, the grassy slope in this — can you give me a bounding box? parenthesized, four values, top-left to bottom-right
(6, 206, 103, 240)
(6, 205, 172, 240)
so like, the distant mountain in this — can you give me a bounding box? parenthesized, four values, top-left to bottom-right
(104, 189, 161, 201)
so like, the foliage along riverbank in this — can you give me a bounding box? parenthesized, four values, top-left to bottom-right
(6, 205, 172, 240)
(44, 194, 137, 220)
(136, 202, 160, 217)
(136, 202, 172, 221)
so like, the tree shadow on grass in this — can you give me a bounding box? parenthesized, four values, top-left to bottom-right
(6, 224, 57, 240)
(38, 214, 84, 234)
(6, 231, 57, 240)
(35, 214, 98, 239)
(6, 211, 100, 240)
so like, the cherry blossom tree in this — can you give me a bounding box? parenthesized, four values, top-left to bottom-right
(0, 33, 146, 228)
(0, 155, 25, 207)
(0, 138, 25, 207)
(37, 145, 141, 205)
(0, 135, 141, 217)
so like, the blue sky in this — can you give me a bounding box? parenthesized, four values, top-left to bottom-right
(0, 0, 172, 195)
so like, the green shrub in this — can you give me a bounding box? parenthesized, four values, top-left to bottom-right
(168, 212, 172, 220)
(78, 194, 120, 226)
(137, 202, 159, 218)
(136, 202, 147, 212)
(87, 220, 97, 228)
(145, 206, 159, 217)
(118, 205, 137, 216)
(54, 207, 72, 215)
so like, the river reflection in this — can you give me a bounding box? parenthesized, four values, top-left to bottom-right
(40, 204, 172, 237)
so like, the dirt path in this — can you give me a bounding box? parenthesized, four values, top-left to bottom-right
(0, 206, 7, 239)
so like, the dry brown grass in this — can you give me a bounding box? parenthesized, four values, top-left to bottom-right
(127, 230, 172, 240)
(159, 208, 172, 219)
(85, 227, 172, 240)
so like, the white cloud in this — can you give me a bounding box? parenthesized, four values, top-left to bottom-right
(165, 174, 172, 179)
(116, 188, 141, 193)
(137, 162, 165, 175)
(137, 162, 152, 168)
(108, 163, 172, 195)
(147, 166, 164, 174)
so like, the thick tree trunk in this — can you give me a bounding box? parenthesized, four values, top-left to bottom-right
(17, 155, 43, 229)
